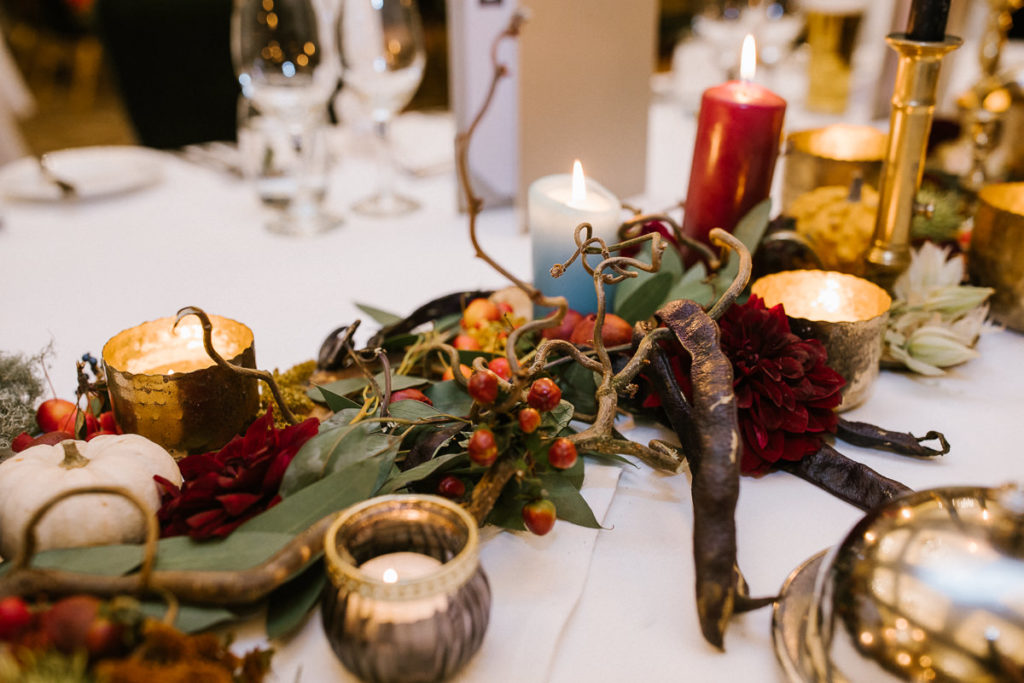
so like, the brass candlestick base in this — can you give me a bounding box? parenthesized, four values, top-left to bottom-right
(865, 34, 961, 292)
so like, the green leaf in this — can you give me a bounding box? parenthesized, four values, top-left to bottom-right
(423, 380, 473, 417)
(138, 601, 239, 634)
(312, 386, 361, 411)
(540, 471, 601, 528)
(543, 400, 575, 435)
(667, 261, 714, 308)
(280, 410, 378, 495)
(712, 199, 772, 296)
(355, 303, 403, 327)
(266, 559, 326, 639)
(152, 532, 293, 572)
(583, 449, 638, 468)
(557, 363, 598, 416)
(486, 481, 527, 531)
(388, 399, 445, 421)
(314, 373, 430, 400)
(240, 455, 387, 536)
(615, 271, 674, 324)
(24, 544, 145, 575)
(379, 451, 467, 494)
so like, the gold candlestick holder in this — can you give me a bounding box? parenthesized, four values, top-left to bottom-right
(864, 34, 961, 291)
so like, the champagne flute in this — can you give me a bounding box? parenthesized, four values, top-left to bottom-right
(232, 0, 342, 235)
(338, 0, 426, 217)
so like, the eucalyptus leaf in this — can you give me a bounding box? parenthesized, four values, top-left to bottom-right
(315, 372, 429, 400)
(713, 198, 771, 290)
(266, 559, 325, 639)
(486, 482, 527, 531)
(355, 303, 403, 327)
(153, 531, 293, 572)
(583, 449, 638, 468)
(423, 380, 473, 417)
(312, 386, 361, 411)
(23, 543, 145, 575)
(280, 410, 378, 496)
(138, 601, 240, 634)
(388, 399, 445, 421)
(240, 455, 387, 536)
(557, 363, 597, 416)
(379, 451, 467, 494)
(614, 271, 674, 324)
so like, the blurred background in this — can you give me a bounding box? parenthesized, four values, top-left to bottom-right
(1, 0, 1023, 158)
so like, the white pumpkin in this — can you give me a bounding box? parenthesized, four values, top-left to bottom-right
(0, 434, 182, 559)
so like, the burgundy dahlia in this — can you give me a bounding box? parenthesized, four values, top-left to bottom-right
(154, 407, 319, 539)
(718, 295, 845, 475)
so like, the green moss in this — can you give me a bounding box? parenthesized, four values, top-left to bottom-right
(0, 349, 47, 449)
(259, 360, 317, 428)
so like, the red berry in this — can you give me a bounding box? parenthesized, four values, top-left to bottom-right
(36, 398, 77, 433)
(541, 309, 583, 341)
(527, 378, 562, 412)
(437, 475, 466, 499)
(569, 313, 634, 348)
(518, 408, 541, 434)
(487, 357, 512, 381)
(453, 333, 480, 351)
(467, 428, 498, 466)
(10, 432, 34, 453)
(98, 411, 120, 434)
(85, 617, 123, 658)
(522, 499, 557, 536)
(0, 596, 32, 640)
(467, 371, 499, 405)
(547, 437, 578, 469)
(389, 388, 434, 406)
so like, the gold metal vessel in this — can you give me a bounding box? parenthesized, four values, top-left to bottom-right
(970, 182, 1024, 331)
(102, 314, 260, 456)
(751, 270, 891, 411)
(782, 125, 887, 212)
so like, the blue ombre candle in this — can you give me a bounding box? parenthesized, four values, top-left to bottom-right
(528, 161, 622, 315)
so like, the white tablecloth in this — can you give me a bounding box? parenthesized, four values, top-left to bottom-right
(1, 104, 1022, 682)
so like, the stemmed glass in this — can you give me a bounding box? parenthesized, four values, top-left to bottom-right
(337, 0, 426, 217)
(232, 0, 342, 235)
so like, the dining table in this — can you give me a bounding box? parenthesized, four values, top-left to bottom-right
(1, 95, 1022, 682)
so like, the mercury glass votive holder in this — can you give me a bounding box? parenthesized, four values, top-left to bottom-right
(322, 494, 491, 683)
(782, 124, 887, 211)
(751, 270, 891, 411)
(102, 314, 260, 456)
(970, 182, 1024, 331)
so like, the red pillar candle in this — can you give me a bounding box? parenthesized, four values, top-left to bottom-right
(682, 35, 786, 246)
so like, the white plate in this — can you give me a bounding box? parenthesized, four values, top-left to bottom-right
(0, 146, 163, 201)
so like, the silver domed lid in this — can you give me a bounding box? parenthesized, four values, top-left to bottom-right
(774, 484, 1024, 682)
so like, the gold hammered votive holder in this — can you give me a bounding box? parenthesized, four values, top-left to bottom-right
(751, 270, 891, 411)
(102, 314, 260, 456)
(322, 494, 491, 683)
(970, 182, 1024, 332)
(783, 124, 887, 212)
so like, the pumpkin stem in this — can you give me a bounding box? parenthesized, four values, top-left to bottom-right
(60, 441, 89, 469)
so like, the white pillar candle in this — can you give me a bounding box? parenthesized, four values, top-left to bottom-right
(528, 160, 622, 315)
(348, 552, 447, 625)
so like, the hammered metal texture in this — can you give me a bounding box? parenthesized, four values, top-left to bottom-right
(970, 183, 1024, 331)
(782, 125, 886, 211)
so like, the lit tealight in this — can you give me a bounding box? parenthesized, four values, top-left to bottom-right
(382, 568, 398, 584)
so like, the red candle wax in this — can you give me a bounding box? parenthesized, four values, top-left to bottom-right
(681, 80, 786, 246)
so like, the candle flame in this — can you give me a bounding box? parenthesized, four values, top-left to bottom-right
(382, 568, 398, 584)
(570, 159, 587, 208)
(740, 34, 756, 82)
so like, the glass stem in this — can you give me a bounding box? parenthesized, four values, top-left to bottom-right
(373, 115, 397, 201)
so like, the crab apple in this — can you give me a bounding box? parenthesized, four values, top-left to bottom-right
(468, 428, 498, 466)
(10, 432, 34, 453)
(85, 617, 124, 658)
(36, 398, 77, 433)
(453, 333, 481, 351)
(442, 364, 472, 381)
(467, 371, 499, 405)
(547, 437, 578, 469)
(518, 407, 541, 434)
(98, 411, 120, 434)
(569, 313, 633, 348)
(527, 378, 562, 412)
(462, 298, 500, 329)
(389, 388, 433, 406)
(541, 309, 583, 341)
(521, 499, 557, 536)
(437, 475, 466, 499)
(0, 596, 32, 640)
(487, 357, 512, 381)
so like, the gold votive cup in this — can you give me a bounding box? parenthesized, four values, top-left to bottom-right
(751, 270, 891, 411)
(322, 494, 491, 683)
(804, 7, 865, 114)
(102, 314, 260, 456)
(783, 124, 887, 211)
(970, 182, 1024, 331)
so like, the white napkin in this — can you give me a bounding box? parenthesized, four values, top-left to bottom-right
(229, 463, 624, 682)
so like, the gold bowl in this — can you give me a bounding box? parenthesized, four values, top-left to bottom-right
(783, 125, 887, 211)
(102, 314, 260, 456)
(970, 182, 1024, 331)
(751, 270, 892, 411)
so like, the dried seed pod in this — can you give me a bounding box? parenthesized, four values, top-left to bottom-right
(778, 443, 911, 511)
(836, 417, 949, 457)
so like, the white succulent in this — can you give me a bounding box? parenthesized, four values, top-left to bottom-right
(883, 242, 993, 375)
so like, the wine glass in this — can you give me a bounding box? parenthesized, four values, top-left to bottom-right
(337, 0, 426, 217)
(232, 0, 342, 235)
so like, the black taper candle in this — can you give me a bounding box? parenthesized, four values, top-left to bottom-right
(906, 0, 951, 42)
